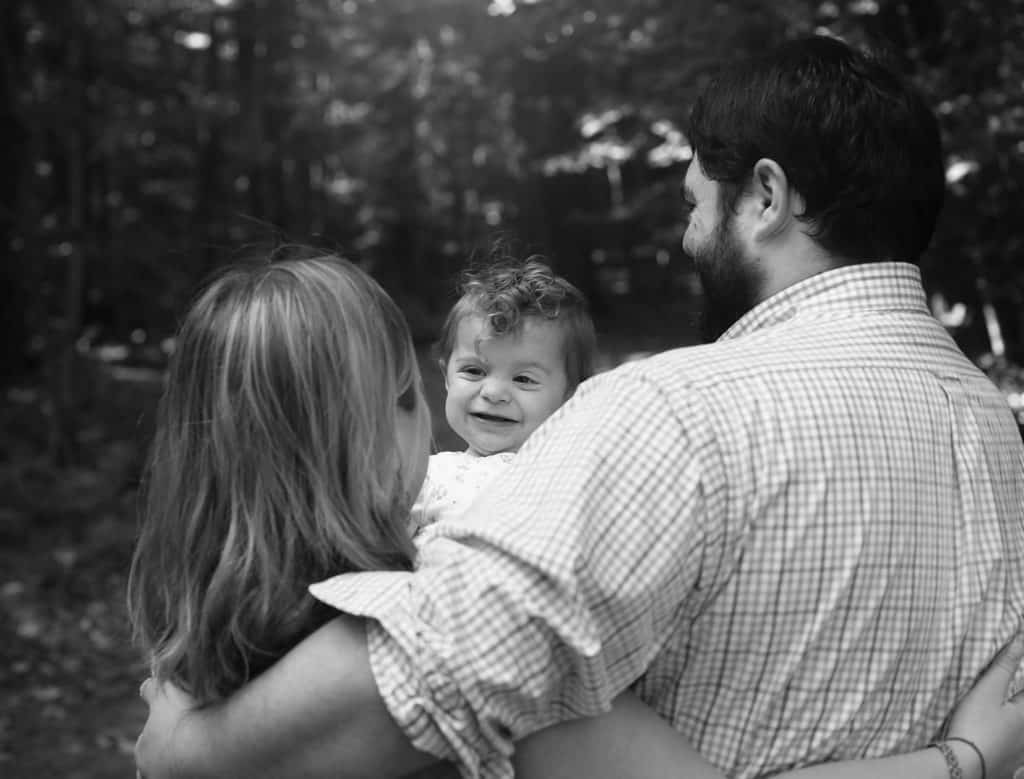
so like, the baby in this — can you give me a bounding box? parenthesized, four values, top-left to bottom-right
(410, 256, 597, 534)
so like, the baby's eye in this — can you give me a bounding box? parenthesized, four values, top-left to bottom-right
(514, 375, 539, 386)
(460, 366, 485, 378)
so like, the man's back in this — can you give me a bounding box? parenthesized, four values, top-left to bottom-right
(633, 263, 1024, 776)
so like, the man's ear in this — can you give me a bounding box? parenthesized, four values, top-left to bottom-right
(749, 158, 803, 240)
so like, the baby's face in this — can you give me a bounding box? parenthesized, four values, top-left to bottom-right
(444, 315, 569, 457)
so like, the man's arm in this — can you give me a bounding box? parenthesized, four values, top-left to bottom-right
(136, 614, 438, 779)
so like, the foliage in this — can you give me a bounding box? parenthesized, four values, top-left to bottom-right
(6, 0, 1019, 348)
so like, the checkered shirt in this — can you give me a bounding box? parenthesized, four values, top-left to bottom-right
(311, 262, 1024, 779)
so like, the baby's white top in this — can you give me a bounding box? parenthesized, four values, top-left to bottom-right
(409, 450, 517, 536)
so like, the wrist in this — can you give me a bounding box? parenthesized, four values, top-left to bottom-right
(945, 738, 986, 779)
(929, 738, 985, 779)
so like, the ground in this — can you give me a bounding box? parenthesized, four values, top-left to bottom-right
(1, 437, 150, 777)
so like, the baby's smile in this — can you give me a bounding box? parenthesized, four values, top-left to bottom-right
(471, 411, 517, 424)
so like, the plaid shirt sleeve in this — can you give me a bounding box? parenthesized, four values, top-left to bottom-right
(310, 367, 732, 778)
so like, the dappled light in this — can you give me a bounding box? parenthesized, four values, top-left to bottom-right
(2, 0, 1024, 775)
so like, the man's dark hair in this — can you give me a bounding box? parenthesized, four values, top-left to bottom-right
(686, 34, 945, 264)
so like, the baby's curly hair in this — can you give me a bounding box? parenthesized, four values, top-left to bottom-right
(437, 255, 597, 392)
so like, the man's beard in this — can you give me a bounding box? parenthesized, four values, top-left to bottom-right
(691, 213, 764, 342)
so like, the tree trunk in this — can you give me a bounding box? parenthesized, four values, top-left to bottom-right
(0, 0, 30, 386)
(194, 9, 227, 274)
(50, 17, 89, 466)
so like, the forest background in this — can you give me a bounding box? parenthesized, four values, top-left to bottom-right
(2, 0, 1023, 775)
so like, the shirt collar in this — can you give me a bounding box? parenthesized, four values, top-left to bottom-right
(720, 262, 930, 341)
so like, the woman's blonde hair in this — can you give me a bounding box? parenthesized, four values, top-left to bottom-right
(127, 250, 429, 703)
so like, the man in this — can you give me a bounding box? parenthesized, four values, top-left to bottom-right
(136, 35, 1024, 779)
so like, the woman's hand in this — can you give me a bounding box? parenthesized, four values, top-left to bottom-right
(135, 678, 201, 779)
(946, 634, 1024, 779)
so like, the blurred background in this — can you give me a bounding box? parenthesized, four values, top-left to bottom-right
(2, 0, 1023, 775)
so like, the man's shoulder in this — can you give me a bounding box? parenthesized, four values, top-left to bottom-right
(569, 340, 776, 426)
(615, 334, 791, 391)
(628, 309, 981, 389)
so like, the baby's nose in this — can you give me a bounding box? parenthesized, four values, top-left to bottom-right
(480, 378, 510, 402)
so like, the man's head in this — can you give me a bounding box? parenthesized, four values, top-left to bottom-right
(682, 34, 945, 337)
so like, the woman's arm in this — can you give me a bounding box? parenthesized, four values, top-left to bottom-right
(136, 615, 435, 779)
(514, 692, 957, 779)
(513, 635, 1024, 779)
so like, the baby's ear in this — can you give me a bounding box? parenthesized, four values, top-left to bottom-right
(438, 358, 449, 387)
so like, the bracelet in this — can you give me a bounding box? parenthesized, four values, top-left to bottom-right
(946, 737, 986, 779)
(929, 740, 963, 779)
